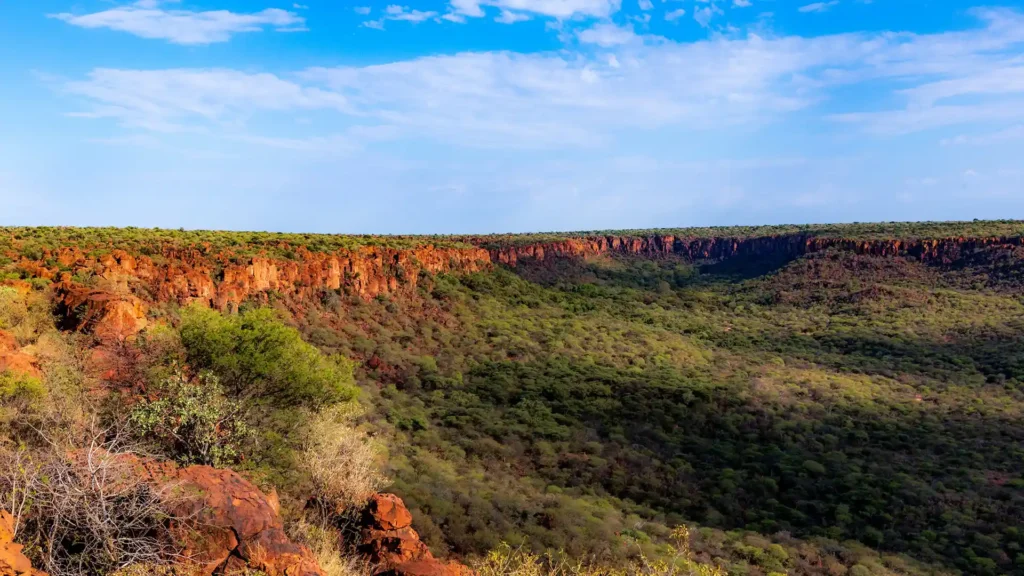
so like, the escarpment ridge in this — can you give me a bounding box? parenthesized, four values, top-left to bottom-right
(2, 222, 1022, 338)
(484, 233, 1024, 266)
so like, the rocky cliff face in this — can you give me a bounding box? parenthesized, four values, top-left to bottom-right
(12, 233, 1024, 340)
(35, 244, 491, 338)
(487, 234, 1024, 266)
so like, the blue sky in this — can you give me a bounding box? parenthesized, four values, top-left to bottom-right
(1, 0, 1022, 233)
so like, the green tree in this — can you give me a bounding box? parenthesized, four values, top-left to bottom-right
(128, 370, 249, 467)
(179, 306, 357, 407)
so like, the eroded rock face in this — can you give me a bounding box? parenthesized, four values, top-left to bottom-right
(55, 281, 148, 341)
(127, 457, 324, 576)
(0, 331, 41, 379)
(18, 233, 1024, 341)
(360, 494, 474, 576)
(0, 510, 46, 576)
(33, 243, 491, 339)
(486, 234, 1024, 267)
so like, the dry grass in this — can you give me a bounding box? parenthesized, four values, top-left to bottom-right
(0, 430, 187, 576)
(288, 516, 371, 576)
(301, 404, 389, 514)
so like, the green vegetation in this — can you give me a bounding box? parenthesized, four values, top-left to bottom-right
(128, 369, 250, 467)
(292, 248, 1024, 576)
(2, 222, 1024, 575)
(0, 226, 475, 261)
(464, 220, 1024, 248)
(179, 306, 358, 407)
(2, 219, 1023, 263)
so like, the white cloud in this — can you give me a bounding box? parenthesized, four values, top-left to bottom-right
(59, 8, 1024, 151)
(49, 1, 305, 44)
(496, 10, 531, 23)
(941, 125, 1024, 146)
(577, 23, 638, 46)
(384, 5, 439, 22)
(63, 68, 350, 132)
(292, 3, 308, 9)
(733, 0, 752, 7)
(798, 1, 838, 13)
(362, 5, 441, 29)
(693, 5, 722, 27)
(900, 65, 1024, 107)
(449, 0, 621, 20)
(638, 0, 653, 10)
(664, 8, 685, 21)
(354, 7, 372, 15)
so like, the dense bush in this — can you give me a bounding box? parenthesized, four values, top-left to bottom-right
(4, 224, 1024, 575)
(287, 251, 1024, 575)
(128, 370, 250, 467)
(0, 439, 182, 576)
(179, 306, 358, 407)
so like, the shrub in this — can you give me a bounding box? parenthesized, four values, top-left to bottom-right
(0, 287, 51, 346)
(0, 370, 46, 433)
(128, 370, 250, 467)
(0, 438, 184, 576)
(179, 306, 358, 407)
(0, 370, 45, 403)
(473, 536, 728, 576)
(288, 517, 371, 576)
(301, 404, 389, 514)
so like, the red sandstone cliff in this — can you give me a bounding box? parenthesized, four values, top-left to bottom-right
(6, 233, 1023, 340)
(486, 234, 1024, 267)
(35, 244, 490, 338)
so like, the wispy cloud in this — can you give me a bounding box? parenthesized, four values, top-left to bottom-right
(495, 10, 530, 24)
(577, 23, 638, 46)
(62, 68, 350, 132)
(58, 8, 1024, 151)
(384, 5, 438, 22)
(941, 125, 1024, 146)
(362, 5, 441, 29)
(799, 1, 839, 13)
(49, 0, 305, 44)
(664, 8, 686, 22)
(448, 0, 621, 20)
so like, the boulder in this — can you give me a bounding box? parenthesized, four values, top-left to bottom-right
(123, 456, 324, 576)
(360, 494, 474, 576)
(55, 283, 148, 341)
(0, 331, 41, 380)
(0, 510, 46, 576)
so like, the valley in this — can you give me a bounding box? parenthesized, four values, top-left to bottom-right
(1, 221, 1023, 576)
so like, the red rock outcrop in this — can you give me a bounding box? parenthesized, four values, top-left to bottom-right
(360, 494, 474, 576)
(486, 234, 1024, 267)
(0, 510, 46, 576)
(0, 331, 41, 380)
(56, 287, 149, 340)
(14, 232, 1024, 340)
(119, 456, 324, 576)
(44, 244, 491, 337)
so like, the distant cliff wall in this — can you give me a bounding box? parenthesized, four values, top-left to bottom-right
(487, 234, 1024, 266)
(13, 233, 1024, 339)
